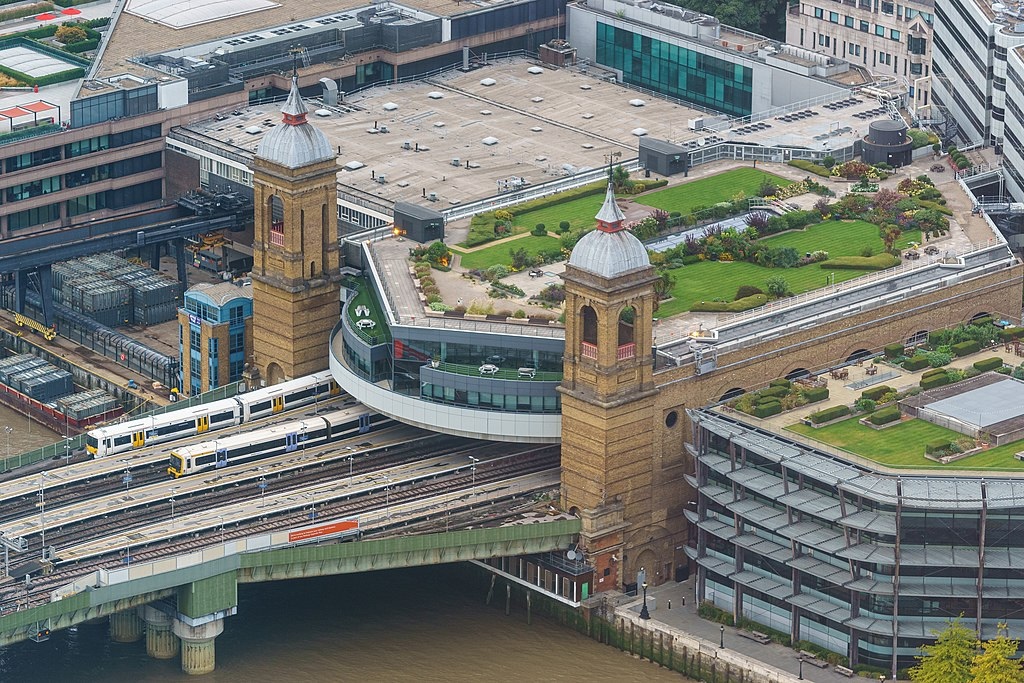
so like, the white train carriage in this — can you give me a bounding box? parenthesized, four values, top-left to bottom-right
(86, 371, 342, 458)
(167, 407, 392, 477)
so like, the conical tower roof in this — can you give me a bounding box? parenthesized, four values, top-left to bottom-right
(256, 77, 335, 169)
(567, 182, 649, 278)
(594, 182, 627, 230)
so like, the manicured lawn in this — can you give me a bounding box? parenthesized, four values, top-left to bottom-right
(507, 168, 793, 236)
(347, 278, 391, 344)
(635, 168, 793, 214)
(654, 220, 922, 317)
(457, 235, 561, 270)
(786, 417, 1024, 471)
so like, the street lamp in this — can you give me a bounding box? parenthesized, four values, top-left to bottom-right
(37, 472, 48, 561)
(468, 455, 479, 487)
(122, 463, 132, 493)
(798, 655, 804, 680)
(64, 437, 72, 466)
(384, 475, 391, 522)
(639, 580, 650, 619)
(168, 487, 179, 524)
(719, 624, 725, 649)
(3, 426, 11, 471)
(258, 475, 268, 508)
(300, 423, 307, 455)
(217, 516, 225, 544)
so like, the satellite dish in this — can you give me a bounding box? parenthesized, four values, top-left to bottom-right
(697, 137, 706, 147)
(566, 549, 578, 560)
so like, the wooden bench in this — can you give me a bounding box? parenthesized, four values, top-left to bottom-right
(799, 651, 830, 668)
(835, 665, 854, 677)
(737, 629, 771, 644)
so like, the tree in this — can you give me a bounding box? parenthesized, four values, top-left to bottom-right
(764, 276, 790, 298)
(55, 25, 88, 45)
(879, 223, 902, 254)
(970, 624, 1024, 683)
(612, 165, 633, 192)
(908, 616, 974, 683)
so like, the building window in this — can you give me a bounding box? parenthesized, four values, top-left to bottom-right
(881, 0, 894, 13)
(890, 29, 901, 40)
(814, 7, 824, 17)
(209, 338, 218, 359)
(8, 203, 59, 230)
(5, 175, 61, 203)
(229, 359, 244, 382)
(875, 24, 885, 36)
(859, 20, 869, 31)
(190, 328, 201, 349)
(845, 15, 854, 27)
(910, 62, 923, 75)
(829, 11, 839, 22)
(230, 330, 244, 354)
(229, 305, 244, 325)
(908, 35, 926, 54)
(4, 146, 61, 173)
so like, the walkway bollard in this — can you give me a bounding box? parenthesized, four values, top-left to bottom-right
(668, 599, 672, 609)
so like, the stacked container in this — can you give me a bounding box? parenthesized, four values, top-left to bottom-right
(57, 389, 119, 422)
(0, 354, 73, 403)
(52, 254, 183, 328)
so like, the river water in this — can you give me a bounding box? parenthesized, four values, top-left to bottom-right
(0, 402, 60, 461)
(0, 565, 689, 682)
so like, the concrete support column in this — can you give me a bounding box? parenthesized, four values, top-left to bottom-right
(109, 609, 144, 643)
(140, 605, 179, 660)
(173, 617, 224, 675)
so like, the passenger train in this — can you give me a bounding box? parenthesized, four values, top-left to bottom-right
(167, 406, 393, 477)
(86, 371, 342, 458)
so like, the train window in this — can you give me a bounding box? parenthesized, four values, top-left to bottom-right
(250, 401, 271, 414)
(196, 453, 216, 466)
(156, 422, 190, 436)
(211, 410, 235, 423)
(289, 388, 314, 402)
(114, 435, 131, 447)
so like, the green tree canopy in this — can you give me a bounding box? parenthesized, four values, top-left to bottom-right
(908, 616, 974, 683)
(970, 624, 1024, 683)
(662, 0, 786, 39)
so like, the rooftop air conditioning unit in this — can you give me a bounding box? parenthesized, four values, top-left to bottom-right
(377, 174, 387, 184)
(688, 118, 704, 131)
(427, 192, 438, 201)
(451, 158, 461, 166)
(402, 141, 412, 150)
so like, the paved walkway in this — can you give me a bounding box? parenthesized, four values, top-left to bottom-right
(616, 578, 873, 683)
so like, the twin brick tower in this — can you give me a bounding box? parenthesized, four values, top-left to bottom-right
(245, 79, 1018, 594)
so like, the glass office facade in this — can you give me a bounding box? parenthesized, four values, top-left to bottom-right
(595, 22, 753, 116)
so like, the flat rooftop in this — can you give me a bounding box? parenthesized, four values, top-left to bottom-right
(181, 59, 708, 206)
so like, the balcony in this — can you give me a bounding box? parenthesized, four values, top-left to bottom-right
(617, 342, 636, 360)
(581, 341, 597, 360)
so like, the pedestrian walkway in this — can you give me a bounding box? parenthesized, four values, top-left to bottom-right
(614, 577, 874, 683)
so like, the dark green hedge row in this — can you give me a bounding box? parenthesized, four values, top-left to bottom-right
(951, 340, 981, 357)
(803, 387, 829, 403)
(760, 385, 790, 399)
(998, 327, 1024, 341)
(821, 254, 900, 270)
(921, 373, 951, 389)
(974, 357, 1004, 372)
(922, 367, 947, 379)
(972, 316, 993, 327)
(753, 401, 782, 418)
(925, 439, 953, 454)
(867, 406, 901, 425)
(809, 404, 850, 424)
(64, 38, 98, 53)
(770, 378, 792, 388)
(787, 159, 831, 177)
(903, 356, 930, 371)
(883, 343, 904, 358)
(861, 385, 893, 401)
(690, 293, 768, 313)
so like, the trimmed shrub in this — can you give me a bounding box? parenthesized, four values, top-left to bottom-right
(883, 343, 904, 358)
(972, 316, 993, 327)
(867, 406, 901, 425)
(690, 293, 768, 312)
(903, 356, 930, 371)
(921, 367, 947, 378)
(973, 357, 1004, 372)
(951, 340, 981, 357)
(925, 439, 953, 455)
(808, 405, 851, 424)
(821, 254, 900, 270)
(998, 327, 1024, 341)
(735, 285, 764, 300)
(760, 386, 790, 399)
(753, 401, 783, 418)
(861, 385, 894, 401)
(802, 387, 829, 403)
(921, 373, 951, 389)
(787, 159, 831, 177)
(770, 378, 792, 389)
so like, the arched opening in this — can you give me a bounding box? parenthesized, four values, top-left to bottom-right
(580, 305, 598, 359)
(268, 195, 285, 247)
(785, 367, 811, 381)
(970, 312, 991, 323)
(846, 349, 872, 363)
(265, 362, 286, 385)
(310, 261, 317, 277)
(568, 506, 581, 518)
(618, 305, 636, 359)
(907, 330, 928, 346)
(721, 387, 745, 402)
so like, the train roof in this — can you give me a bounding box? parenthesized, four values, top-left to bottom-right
(169, 405, 367, 456)
(88, 399, 240, 438)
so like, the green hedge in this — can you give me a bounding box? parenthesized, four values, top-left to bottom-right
(803, 387, 829, 403)
(883, 343, 904, 358)
(808, 404, 851, 424)
(861, 385, 893, 401)
(787, 159, 831, 177)
(903, 356, 930, 371)
(759, 385, 790, 399)
(998, 327, 1024, 341)
(951, 340, 981, 357)
(753, 401, 782, 418)
(917, 199, 954, 216)
(64, 38, 98, 53)
(925, 439, 953, 455)
(921, 367, 947, 378)
(821, 254, 901, 270)
(690, 293, 768, 313)
(867, 406, 901, 425)
(921, 373, 951, 389)
(974, 357, 1004, 372)
(770, 378, 792, 389)
(972, 316, 993, 327)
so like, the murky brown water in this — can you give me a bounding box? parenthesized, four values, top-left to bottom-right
(0, 402, 60, 464)
(0, 566, 691, 682)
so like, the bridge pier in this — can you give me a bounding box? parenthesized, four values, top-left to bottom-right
(140, 605, 179, 660)
(109, 609, 144, 643)
(173, 617, 224, 675)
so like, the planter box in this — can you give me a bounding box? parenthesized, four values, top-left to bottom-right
(858, 415, 908, 431)
(924, 446, 983, 464)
